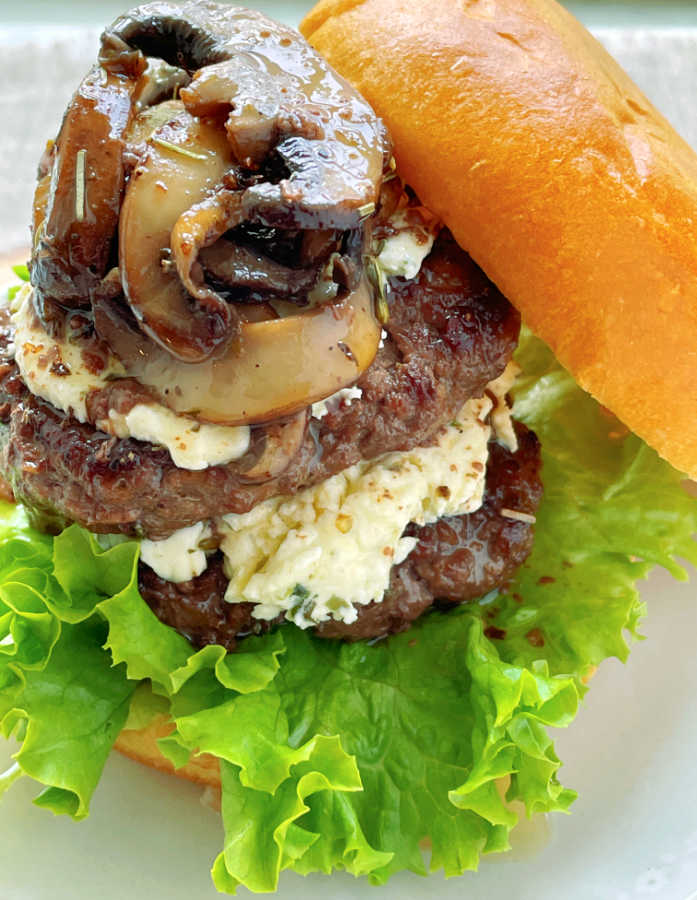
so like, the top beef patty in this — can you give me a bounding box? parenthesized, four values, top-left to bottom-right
(0, 233, 519, 539)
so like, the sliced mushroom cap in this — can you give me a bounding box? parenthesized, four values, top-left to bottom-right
(125, 97, 185, 152)
(169, 186, 246, 313)
(102, 2, 391, 230)
(238, 411, 309, 484)
(240, 135, 380, 231)
(100, 1, 236, 72)
(31, 65, 141, 307)
(132, 59, 189, 109)
(199, 240, 322, 300)
(119, 110, 236, 361)
(94, 276, 380, 426)
(180, 57, 283, 168)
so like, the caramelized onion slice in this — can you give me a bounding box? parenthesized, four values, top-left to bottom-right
(119, 110, 235, 362)
(96, 276, 380, 426)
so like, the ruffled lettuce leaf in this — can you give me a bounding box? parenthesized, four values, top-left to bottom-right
(1, 330, 696, 893)
(496, 332, 697, 678)
(7, 264, 29, 302)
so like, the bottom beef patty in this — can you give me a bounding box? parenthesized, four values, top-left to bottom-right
(140, 423, 542, 649)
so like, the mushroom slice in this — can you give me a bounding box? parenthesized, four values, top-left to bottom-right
(119, 110, 237, 362)
(102, 2, 391, 228)
(241, 135, 376, 232)
(182, 55, 387, 230)
(180, 57, 283, 167)
(238, 411, 308, 484)
(94, 277, 380, 426)
(169, 186, 246, 311)
(199, 240, 320, 299)
(125, 98, 185, 153)
(133, 59, 189, 109)
(31, 64, 140, 307)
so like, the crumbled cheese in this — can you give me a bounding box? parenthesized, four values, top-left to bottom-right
(12, 284, 125, 419)
(103, 405, 250, 471)
(140, 521, 212, 583)
(218, 393, 495, 629)
(11, 286, 251, 470)
(378, 209, 439, 280)
(123, 362, 519, 627)
(487, 362, 520, 452)
(311, 386, 363, 421)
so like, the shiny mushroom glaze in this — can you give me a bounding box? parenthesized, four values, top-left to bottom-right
(29, 1, 390, 420)
(31, 65, 142, 309)
(93, 275, 379, 426)
(102, 1, 389, 229)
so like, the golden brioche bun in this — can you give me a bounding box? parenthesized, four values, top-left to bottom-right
(302, 0, 697, 478)
(115, 717, 221, 788)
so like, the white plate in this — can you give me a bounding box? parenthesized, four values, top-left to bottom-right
(1, 9, 697, 900)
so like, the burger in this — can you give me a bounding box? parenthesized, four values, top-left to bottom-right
(1, 0, 696, 894)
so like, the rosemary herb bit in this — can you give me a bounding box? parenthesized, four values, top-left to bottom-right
(376, 292, 390, 325)
(74, 149, 87, 223)
(364, 255, 380, 291)
(151, 137, 208, 161)
(364, 254, 390, 323)
(358, 201, 376, 219)
(500, 508, 537, 524)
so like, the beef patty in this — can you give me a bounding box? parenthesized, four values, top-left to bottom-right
(140, 423, 542, 649)
(0, 233, 519, 539)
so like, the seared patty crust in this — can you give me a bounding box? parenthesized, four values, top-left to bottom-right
(140, 423, 542, 649)
(0, 233, 519, 539)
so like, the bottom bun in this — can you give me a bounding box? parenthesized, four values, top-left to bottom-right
(114, 717, 221, 788)
(116, 667, 601, 794)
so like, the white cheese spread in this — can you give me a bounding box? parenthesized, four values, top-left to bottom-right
(311, 386, 363, 421)
(102, 405, 250, 471)
(11, 284, 125, 419)
(377, 208, 440, 279)
(218, 392, 494, 628)
(116, 362, 518, 628)
(488, 362, 520, 452)
(11, 285, 251, 470)
(140, 521, 212, 584)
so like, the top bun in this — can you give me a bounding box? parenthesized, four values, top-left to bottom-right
(302, 0, 697, 478)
